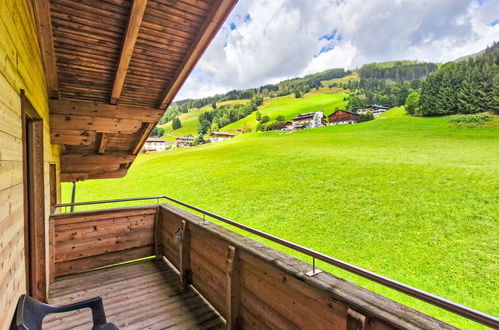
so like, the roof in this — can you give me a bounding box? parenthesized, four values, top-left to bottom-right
(293, 112, 315, 120)
(368, 105, 389, 109)
(146, 137, 166, 143)
(210, 131, 235, 137)
(35, 0, 237, 181)
(329, 110, 359, 116)
(175, 136, 195, 141)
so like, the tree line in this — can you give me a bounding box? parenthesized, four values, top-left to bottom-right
(359, 61, 438, 81)
(197, 96, 264, 134)
(414, 44, 498, 116)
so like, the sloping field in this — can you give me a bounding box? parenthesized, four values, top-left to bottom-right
(222, 93, 348, 133)
(63, 115, 498, 328)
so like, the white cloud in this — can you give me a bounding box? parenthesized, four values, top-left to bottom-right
(175, 0, 499, 100)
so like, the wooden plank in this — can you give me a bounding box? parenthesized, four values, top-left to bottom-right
(32, 0, 59, 97)
(179, 219, 192, 288)
(111, 0, 148, 104)
(347, 308, 367, 330)
(50, 114, 142, 133)
(55, 214, 154, 242)
(226, 245, 241, 330)
(49, 99, 164, 121)
(51, 205, 157, 224)
(54, 246, 154, 277)
(0, 161, 23, 191)
(61, 169, 128, 182)
(61, 154, 135, 164)
(50, 129, 96, 146)
(158, 0, 237, 109)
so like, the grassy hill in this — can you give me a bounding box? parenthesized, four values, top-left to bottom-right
(160, 99, 251, 139)
(222, 93, 348, 133)
(63, 114, 498, 328)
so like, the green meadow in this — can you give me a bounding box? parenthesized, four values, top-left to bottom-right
(63, 112, 498, 328)
(222, 93, 348, 133)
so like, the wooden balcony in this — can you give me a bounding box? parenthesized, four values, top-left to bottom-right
(47, 203, 457, 329)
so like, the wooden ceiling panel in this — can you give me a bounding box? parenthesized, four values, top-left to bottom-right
(39, 0, 237, 181)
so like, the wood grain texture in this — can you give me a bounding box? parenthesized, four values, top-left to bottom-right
(111, 0, 148, 104)
(45, 260, 224, 329)
(0, 0, 60, 326)
(158, 204, 456, 330)
(50, 206, 158, 277)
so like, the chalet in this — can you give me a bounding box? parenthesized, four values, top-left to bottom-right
(172, 136, 195, 149)
(328, 110, 359, 125)
(1, 0, 495, 329)
(286, 111, 326, 130)
(210, 131, 236, 143)
(143, 137, 169, 152)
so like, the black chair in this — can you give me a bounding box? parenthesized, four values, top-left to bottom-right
(15, 294, 119, 330)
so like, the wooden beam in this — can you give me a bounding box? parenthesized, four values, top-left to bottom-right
(50, 114, 142, 133)
(98, 133, 108, 154)
(158, 0, 238, 109)
(226, 245, 242, 330)
(179, 220, 192, 288)
(111, 0, 148, 104)
(32, 0, 59, 98)
(50, 99, 164, 122)
(131, 122, 156, 155)
(61, 154, 135, 164)
(50, 130, 96, 146)
(60, 169, 128, 182)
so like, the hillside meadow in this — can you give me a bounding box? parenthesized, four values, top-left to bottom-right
(222, 93, 348, 133)
(62, 114, 498, 328)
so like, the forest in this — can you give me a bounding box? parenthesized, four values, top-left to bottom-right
(416, 44, 499, 116)
(359, 61, 438, 81)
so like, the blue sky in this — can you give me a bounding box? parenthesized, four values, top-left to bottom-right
(176, 0, 499, 100)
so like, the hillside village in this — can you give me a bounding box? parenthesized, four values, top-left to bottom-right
(143, 103, 389, 151)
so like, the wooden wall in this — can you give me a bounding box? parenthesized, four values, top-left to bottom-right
(0, 0, 60, 327)
(50, 206, 158, 278)
(158, 204, 454, 330)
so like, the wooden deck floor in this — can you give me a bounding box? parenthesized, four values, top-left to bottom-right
(44, 260, 224, 330)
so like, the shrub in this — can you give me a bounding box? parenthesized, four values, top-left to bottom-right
(448, 114, 493, 125)
(358, 111, 374, 122)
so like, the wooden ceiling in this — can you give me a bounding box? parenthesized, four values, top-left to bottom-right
(33, 0, 237, 181)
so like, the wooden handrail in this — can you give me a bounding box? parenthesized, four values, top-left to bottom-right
(53, 196, 499, 328)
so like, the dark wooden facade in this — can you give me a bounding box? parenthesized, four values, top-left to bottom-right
(328, 110, 359, 124)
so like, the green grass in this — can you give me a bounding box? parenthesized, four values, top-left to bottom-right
(160, 100, 252, 138)
(222, 93, 348, 133)
(63, 115, 498, 328)
(378, 106, 408, 119)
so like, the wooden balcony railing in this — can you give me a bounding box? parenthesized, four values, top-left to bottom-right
(49, 199, 498, 329)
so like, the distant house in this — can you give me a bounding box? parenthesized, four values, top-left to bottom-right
(285, 111, 325, 130)
(143, 137, 169, 152)
(358, 105, 389, 116)
(328, 110, 359, 125)
(210, 131, 235, 143)
(172, 136, 194, 148)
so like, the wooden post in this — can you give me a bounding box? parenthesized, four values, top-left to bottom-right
(179, 220, 191, 288)
(347, 308, 366, 330)
(226, 245, 241, 330)
(49, 218, 55, 284)
(154, 207, 163, 259)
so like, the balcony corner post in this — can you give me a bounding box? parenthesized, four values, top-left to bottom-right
(226, 245, 242, 330)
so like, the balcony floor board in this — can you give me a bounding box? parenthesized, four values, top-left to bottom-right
(44, 259, 224, 330)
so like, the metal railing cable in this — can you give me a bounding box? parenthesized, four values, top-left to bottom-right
(52, 195, 498, 328)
